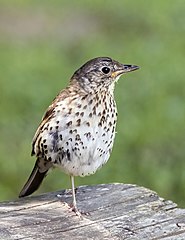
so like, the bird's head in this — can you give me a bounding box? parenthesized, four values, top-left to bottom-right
(71, 57, 139, 93)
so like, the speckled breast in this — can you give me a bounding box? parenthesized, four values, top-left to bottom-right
(36, 91, 117, 177)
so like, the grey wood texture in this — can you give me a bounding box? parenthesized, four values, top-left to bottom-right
(0, 183, 185, 240)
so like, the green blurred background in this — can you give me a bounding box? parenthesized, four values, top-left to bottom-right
(0, 0, 185, 206)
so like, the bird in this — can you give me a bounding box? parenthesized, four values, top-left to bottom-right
(19, 57, 139, 216)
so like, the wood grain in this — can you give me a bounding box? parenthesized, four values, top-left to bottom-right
(1, 183, 185, 239)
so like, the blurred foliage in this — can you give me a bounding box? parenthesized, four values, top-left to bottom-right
(0, 0, 185, 207)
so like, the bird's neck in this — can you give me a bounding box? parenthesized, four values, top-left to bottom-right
(70, 78, 116, 96)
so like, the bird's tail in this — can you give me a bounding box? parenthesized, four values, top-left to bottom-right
(19, 158, 50, 198)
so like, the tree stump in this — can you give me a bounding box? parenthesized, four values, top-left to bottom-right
(0, 183, 185, 239)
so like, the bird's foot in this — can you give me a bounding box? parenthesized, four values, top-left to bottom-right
(71, 205, 82, 218)
(69, 204, 90, 218)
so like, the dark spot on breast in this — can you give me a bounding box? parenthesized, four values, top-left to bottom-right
(76, 119, 81, 126)
(101, 116, 106, 122)
(51, 132, 59, 152)
(84, 132, 91, 140)
(66, 149, 71, 161)
(81, 95, 88, 100)
(75, 112, 79, 116)
(112, 127, 115, 133)
(66, 121, 72, 127)
(50, 126, 53, 131)
(89, 113, 92, 118)
(56, 120, 60, 124)
(86, 122, 90, 127)
(75, 134, 81, 141)
(68, 108, 72, 114)
(60, 134, 63, 140)
(80, 112, 84, 117)
(83, 105, 87, 109)
(77, 104, 82, 108)
(89, 99, 93, 105)
(44, 145, 47, 149)
(69, 130, 73, 134)
(92, 106, 96, 113)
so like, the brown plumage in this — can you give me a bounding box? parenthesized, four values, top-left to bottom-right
(19, 57, 139, 216)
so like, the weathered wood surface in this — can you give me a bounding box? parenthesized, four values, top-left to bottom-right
(0, 183, 185, 240)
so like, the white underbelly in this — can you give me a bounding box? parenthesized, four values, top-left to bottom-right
(53, 123, 115, 177)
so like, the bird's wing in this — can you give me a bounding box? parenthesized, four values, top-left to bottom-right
(31, 102, 56, 156)
(31, 88, 71, 156)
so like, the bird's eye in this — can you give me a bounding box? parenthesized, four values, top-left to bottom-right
(101, 67, 110, 74)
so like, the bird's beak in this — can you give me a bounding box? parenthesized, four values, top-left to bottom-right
(111, 64, 139, 78)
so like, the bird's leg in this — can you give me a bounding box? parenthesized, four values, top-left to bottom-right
(70, 176, 81, 217)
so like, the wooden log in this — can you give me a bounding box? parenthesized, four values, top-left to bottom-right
(0, 183, 185, 239)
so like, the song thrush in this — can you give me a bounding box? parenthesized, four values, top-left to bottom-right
(19, 57, 139, 215)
